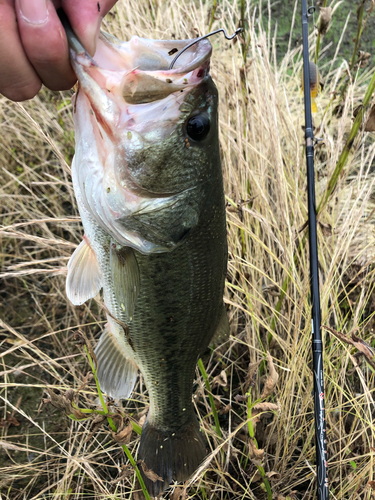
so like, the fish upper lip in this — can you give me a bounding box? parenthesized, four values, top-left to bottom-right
(68, 33, 212, 105)
(60, 8, 212, 82)
(69, 31, 212, 80)
(158, 40, 212, 76)
(98, 32, 212, 76)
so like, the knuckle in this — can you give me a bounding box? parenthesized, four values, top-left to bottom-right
(25, 27, 67, 68)
(46, 76, 77, 92)
(0, 80, 41, 101)
(33, 48, 63, 67)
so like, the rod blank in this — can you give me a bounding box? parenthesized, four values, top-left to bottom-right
(301, 1, 329, 498)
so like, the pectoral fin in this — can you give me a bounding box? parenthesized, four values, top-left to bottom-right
(110, 245, 140, 320)
(66, 237, 102, 305)
(95, 321, 138, 400)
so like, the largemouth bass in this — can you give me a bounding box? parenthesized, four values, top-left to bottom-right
(64, 23, 228, 496)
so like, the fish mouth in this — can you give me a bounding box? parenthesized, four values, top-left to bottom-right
(97, 32, 212, 75)
(67, 28, 212, 105)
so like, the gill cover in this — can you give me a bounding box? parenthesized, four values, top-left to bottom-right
(69, 29, 213, 254)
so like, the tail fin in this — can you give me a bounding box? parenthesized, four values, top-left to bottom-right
(138, 417, 206, 496)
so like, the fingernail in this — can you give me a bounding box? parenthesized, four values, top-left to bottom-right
(86, 16, 102, 56)
(18, 0, 48, 24)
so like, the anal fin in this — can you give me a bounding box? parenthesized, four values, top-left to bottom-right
(66, 236, 102, 305)
(95, 322, 138, 400)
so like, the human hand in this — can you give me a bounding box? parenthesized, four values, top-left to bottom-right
(0, 0, 117, 101)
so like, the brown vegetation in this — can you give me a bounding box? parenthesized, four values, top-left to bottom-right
(1, 1, 375, 499)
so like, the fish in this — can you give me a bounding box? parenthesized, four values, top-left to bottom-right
(301, 60, 319, 113)
(63, 22, 229, 496)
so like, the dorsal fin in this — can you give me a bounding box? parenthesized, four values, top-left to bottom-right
(66, 236, 102, 305)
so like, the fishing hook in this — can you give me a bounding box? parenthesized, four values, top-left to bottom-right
(169, 28, 243, 70)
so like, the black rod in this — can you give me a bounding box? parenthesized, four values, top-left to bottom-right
(301, 1, 329, 499)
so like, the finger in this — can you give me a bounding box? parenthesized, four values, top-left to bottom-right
(15, 0, 77, 92)
(0, 0, 42, 101)
(63, 0, 118, 56)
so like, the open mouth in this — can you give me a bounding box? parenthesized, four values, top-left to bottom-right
(97, 32, 212, 75)
(68, 30, 212, 105)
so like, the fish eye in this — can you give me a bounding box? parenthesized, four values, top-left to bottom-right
(186, 114, 210, 141)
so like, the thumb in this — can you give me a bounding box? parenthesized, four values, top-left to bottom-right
(62, 0, 118, 56)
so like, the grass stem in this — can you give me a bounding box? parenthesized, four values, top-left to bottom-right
(84, 345, 151, 500)
(208, 0, 217, 32)
(198, 358, 222, 438)
(246, 392, 272, 500)
(318, 68, 375, 215)
(349, 0, 366, 70)
(314, 0, 328, 64)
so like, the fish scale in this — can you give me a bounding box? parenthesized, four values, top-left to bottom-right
(131, 178, 227, 426)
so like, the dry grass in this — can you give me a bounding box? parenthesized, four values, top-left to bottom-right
(1, 1, 375, 499)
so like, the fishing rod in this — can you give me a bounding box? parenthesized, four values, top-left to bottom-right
(301, 1, 329, 499)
